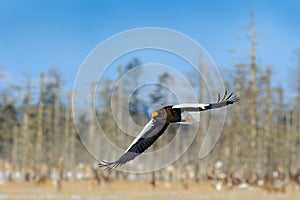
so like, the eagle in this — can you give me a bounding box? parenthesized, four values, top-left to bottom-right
(99, 91, 239, 169)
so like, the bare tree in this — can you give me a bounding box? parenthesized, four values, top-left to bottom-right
(54, 72, 61, 161)
(248, 12, 259, 171)
(36, 73, 44, 166)
(21, 77, 31, 176)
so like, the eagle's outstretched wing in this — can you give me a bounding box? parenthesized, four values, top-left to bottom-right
(172, 91, 239, 112)
(99, 119, 169, 169)
(99, 91, 239, 169)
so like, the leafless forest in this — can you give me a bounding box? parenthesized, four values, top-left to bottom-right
(1, 17, 300, 196)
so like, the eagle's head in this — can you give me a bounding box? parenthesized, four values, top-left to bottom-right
(152, 106, 181, 123)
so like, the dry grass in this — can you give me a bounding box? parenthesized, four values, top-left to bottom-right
(0, 180, 299, 200)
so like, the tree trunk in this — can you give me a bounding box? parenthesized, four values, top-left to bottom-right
(249, 13, 258, 171)
(22, 78, 31, 178)
(54, 75, 61, 161)
(36, 73, 44, 165)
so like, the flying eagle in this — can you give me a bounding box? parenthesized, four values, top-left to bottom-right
(99, 91, 239, 169)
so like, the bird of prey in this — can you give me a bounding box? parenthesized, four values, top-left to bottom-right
(99, 91, 239, 169)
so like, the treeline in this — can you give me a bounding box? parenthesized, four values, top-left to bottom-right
(0, 23, 300, 183)
(0, 53, 299, 180)
(0, 70, 81, 171)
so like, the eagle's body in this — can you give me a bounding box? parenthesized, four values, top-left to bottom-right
(99, 91, 239, 169)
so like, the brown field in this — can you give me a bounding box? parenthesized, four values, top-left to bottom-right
(0, 180, 300, 200)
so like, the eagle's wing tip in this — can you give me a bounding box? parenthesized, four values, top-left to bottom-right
(219, 91, 240, 103)
(230, 94, 240, 103)
(99, 160, 118, 170)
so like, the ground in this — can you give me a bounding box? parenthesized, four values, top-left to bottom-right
(0, 180, 299, 200)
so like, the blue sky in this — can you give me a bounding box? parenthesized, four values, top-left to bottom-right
(0, 0, 299, 94)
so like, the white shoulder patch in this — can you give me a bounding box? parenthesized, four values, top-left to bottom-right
(172, 103, 209, 110)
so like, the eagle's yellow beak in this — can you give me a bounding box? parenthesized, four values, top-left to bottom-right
(152, 111, 158, 118)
